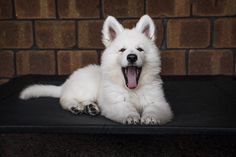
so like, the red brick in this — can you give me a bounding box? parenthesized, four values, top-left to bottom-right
(161, 50, 186, 75)
(0, 21, 33, 48)
(192, 0, 236, 16)
(214, 18, 236, 48)
(16, 51, 55, 75)
(167, 19, 210, 48)
(35, 21, 76, 48)
(78, 20, 104, 49)
(0, 51, 14, 77)
(0, 79, 9, 85)
(57, 51, 98, 75)
(103, 0, 144, 18)
(58, 0, 99, 19)
(189, 50, 233, 75)
(122, 19, 163, 48)
(147, 0, 190, 17)
(15, 0, 55, 19)
(0, 0, 12, 19)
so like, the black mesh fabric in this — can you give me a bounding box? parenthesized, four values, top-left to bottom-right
(0, 75, 236, 134)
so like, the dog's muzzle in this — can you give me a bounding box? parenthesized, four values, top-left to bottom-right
(122, 54, 142, 89)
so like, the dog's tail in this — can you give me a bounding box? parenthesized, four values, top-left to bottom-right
(19, 84, 62, 100)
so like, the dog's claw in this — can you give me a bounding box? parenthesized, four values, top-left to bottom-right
(141, 116, 160, 125)
(125, 115, 140, 125)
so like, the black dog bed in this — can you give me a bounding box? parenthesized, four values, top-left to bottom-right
(0, 75, 236, 134)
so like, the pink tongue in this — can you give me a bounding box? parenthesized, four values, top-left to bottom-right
(127, 67, 137, 89)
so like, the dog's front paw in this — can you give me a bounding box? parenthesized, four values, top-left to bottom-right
(141, 114, 160, 125)
(124, 114, 140, 125)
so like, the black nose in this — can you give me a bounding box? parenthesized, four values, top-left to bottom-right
(127, 54, 137, 63)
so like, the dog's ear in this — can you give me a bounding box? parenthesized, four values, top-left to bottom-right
(102, 16, 124, 47)
(136, 15, 155, 41)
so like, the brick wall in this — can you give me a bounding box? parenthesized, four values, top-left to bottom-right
(0, 0, 236, 84)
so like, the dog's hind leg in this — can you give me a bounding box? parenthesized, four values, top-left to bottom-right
(59, 65, 101, 115)
(60, 97, 85, 115)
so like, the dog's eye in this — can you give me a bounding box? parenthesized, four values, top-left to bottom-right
(137, 47, 144, 52)
(119, 48, 126, 52)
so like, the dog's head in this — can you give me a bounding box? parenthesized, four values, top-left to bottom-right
(101, 15, 161, 90)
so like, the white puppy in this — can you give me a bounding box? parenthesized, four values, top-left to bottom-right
(20, 15, 173, 125)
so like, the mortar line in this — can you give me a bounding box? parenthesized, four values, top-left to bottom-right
(12, 0, 16, 19)
(99, 0, 104, 19)
(185, 49, 190, 75)
(55, 0, 59, 19)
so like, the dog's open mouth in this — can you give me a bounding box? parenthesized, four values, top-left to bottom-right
(122, 66, 142, 89)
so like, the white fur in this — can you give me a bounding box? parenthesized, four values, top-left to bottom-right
(102, 16, 124, 47)
(20, 85, 62, 99)
(20, 15, 173, 125)
(136, 15, 156, 41)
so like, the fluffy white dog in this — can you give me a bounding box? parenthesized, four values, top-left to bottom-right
(20, 15, 173, 125)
